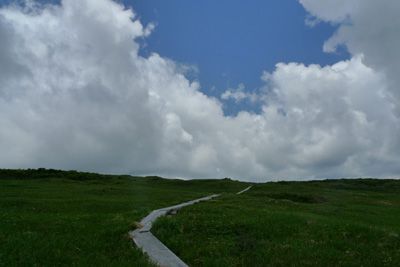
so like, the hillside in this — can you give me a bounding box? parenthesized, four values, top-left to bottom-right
(0, 169, 246, 266)
(153, 179, 400, 266)
(1, 169, 399, 266)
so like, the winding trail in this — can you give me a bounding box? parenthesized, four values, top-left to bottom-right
(237, 185, 253, 195)
(130, 186, 252, 267)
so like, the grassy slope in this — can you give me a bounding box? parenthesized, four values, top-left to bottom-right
(0, 169, 247, 266)
(152, 179, 400, 267)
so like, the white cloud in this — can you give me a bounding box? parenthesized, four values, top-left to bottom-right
(0, 0, 399, 181)
(263, 57, 400, 178)
(300, 0, 400, 114)
(299, 0, 357, 22)
(221, 83, 259, 104)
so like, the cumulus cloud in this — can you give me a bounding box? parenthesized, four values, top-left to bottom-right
(0, 0, 399, 181)
(300, 0, 400, 113)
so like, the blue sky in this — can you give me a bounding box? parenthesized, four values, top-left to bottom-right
(128, 0, 349, 114)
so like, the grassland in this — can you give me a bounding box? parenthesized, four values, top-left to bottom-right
(0, 169, 247, 266)
(2, 169, 400, 266)
(152, 179, 400, 267)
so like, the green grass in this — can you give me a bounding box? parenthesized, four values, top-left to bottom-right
(152, 179, 400, 267)
(2, 169, 400, 266)
(0, 169, 247, 266)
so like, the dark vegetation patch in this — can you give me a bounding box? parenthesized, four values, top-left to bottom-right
(267, 193, 327, 203)
(0, 168, 127, 180)
(307, 178, 400, 193)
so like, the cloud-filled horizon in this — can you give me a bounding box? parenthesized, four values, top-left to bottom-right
(0, 0, 399, 181)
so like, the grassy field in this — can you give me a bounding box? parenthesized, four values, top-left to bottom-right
(0, 169, 247, 266)
(152, 179, 400, 267)
(2, 170, 400, 266)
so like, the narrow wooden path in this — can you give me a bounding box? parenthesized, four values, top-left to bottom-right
(237, 185, 253, 195)
(130, 187, 252, 267)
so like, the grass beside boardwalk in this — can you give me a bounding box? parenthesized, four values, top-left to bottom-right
(152, 179, 400, 267)
(0, 169, 247, 266)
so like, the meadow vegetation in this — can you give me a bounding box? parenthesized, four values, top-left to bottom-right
(0, 169, 246, 266)
(1, 169, 399, 266)
(152, 179, 400, 267)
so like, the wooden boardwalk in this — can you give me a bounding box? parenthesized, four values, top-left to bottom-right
(130, 186, 252, 267)
(130, 194, 220, 267)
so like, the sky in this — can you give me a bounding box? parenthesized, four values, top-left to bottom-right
(0, 0, 399, 181)
(128, 0, 349, 114)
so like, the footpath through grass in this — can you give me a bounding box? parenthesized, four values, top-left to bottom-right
(152, 179, 400, 267)
(0, 169, 247, 266)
